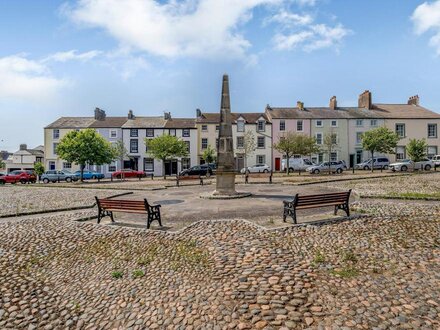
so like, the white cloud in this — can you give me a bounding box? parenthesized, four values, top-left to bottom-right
(265, 9, 313, 26)
(104, 49, 150, 80)
(294, 0, 317, 6)
(411, 0, 440, 55)
(44, 49, 102, 62)
(63, 0, 282, 61)
(273, 31, 314, 50)
(0, 55, 69, 103)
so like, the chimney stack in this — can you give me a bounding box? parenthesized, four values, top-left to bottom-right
(128, 110, 135, 120)
(19, 144, 27, 151)
(164, 111, 171, 120)
(297, 101, 304, 110)
(94, 107, 106, 121)
(407, 95, 419, 106)
(196, 108, 202, 117)
(358, 90, 372, 109)
(265, 104, 272, 111)
(329, 96, 337, 110)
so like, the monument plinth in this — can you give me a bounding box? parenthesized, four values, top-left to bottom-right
(202, 74, 250, 199)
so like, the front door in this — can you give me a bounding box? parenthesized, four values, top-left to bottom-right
(356, 150, 363, 164)
(349, 154, 355, 168)
(275, 157, 281, 171)
(236, 155, 244, 171)
(165, 160, 178, 175)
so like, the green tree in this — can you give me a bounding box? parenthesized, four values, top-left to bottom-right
(242, 130, 256, 168)
(202, 144, 216, 164)
(361, 126, 400, 172)
(57, 129, 116, 181)
(34, 162, 45, 182)
(0, 159, 5, 169)
(406, 138, 428, 162)
(322, 132, 339, 174)
(112, 139, 128, 180)
(145, 134, 188, 179)
(273, 132, 320, 175)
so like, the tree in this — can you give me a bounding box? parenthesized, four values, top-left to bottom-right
(322, 132, 339, 174)
(273, 132, 320, 175)
(202, 144, 216, 164)
(112, 139, 128, 180)
(145, 134, 188, 179)
(406, 138, 428, 162)
(242, 130, 256, 168)
(0, 159, 5, 169)
(57, 129, 116, 181)
(361, 126, 400, 172)
(34, 162, 45, 182)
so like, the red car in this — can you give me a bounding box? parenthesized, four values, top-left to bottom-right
(112, 169, 145, 179)
(0, 170, 37, 184)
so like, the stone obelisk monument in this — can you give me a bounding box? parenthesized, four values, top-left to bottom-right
(213, 74, 238, 196)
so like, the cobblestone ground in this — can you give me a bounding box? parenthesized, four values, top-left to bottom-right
(320, 172, 440, 198)
(0, 205, 438, 329)
(0, 186, 129, 216)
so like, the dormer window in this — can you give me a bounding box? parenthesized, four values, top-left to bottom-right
(257, 120, 265, 132)
(237, 120, 245, 132)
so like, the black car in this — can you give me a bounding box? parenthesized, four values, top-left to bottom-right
(179, 165, 213, 177)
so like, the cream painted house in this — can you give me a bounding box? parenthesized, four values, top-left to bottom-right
(5, 144, 44, 172)
(196, 110, 272, 171)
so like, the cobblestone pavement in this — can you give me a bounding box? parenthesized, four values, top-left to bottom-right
(318, 172, 440, 198)
(0, 203, 438, 329)
(0, 186, 130, 217)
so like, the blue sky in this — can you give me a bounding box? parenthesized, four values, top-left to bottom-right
(1, 0, 440, 151)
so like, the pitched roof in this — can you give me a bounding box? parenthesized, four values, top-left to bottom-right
(266, 104, 440, 120)
(196, 112, 270, 123)
(121, 117, 166, 128)
(45, 117, 95, 129)
(371, 104, 440, 119)
(164, 118, 196, 129)
(89, 117, 128, 128)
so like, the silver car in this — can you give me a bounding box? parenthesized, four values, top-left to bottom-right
(355, 157, 390, 170)
(306, 161, 345, 174)
(41, 170, 79, 183)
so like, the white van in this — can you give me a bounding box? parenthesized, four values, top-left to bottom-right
(432, 155, 440, 168)
(281, 158, 314, 172)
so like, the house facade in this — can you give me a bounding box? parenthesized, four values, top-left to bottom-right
(196, 110, 272, 171)
(5, 144, 44, 172)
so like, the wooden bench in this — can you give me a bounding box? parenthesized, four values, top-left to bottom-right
(95, 197, 162, 229)
(176, 175, 204, 187)
(283, 190, 351, 224)
(245, 171, 273, 184)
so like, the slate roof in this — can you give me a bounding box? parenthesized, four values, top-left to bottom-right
(164, 118, 196, 129)
(89, 117, 128, 128)
(45, 117, 96, 129)
(266, 104, 440, 120)
(121, 117, 167, 128)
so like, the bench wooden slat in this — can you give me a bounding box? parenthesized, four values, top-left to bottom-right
(95, 196, 162, 229)
(283, 190, 351, 224)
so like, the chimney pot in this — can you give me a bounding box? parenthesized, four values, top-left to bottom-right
(407, 95, 419, 105)
(94, 107, 106, 121)
(297, 101, 304, 110)
(329, 96, 337, 110)
(19, 144, 27, 151)
(128, 110, 134, 120)
(358, 90, 372, 109)
(164, 112, 171, 120)
(196, 108, 202, 117)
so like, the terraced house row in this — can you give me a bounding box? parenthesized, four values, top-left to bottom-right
(45, 91, 440, 177)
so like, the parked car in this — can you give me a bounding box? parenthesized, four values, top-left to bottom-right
(389, 159, 434, 172)
(206, 163, 217, 173)
(306, 161, 345, 174)
(281, 158, 314, 172)
(41, 170, 79, 183)
(355, 157, 390, 170)
(74, 170, 105, 180)
(0, 170, 37, 184)
(112, 169, 146, 179)
(432, 155, 440, 168)
(240, 164, 271, 174)
(179, 165, 213, 177)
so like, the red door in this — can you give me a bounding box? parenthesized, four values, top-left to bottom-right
(275, 158, 281, 171)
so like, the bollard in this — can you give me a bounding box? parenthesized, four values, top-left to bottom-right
(352, 166, 355, 174)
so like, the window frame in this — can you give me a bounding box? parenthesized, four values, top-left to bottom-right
(356, 119, 363, 127)
(237, 120, 245, 132)
(144, 158, 154, 172)
(201, 138, 208, 150)
(130, 139, 139, 153)
(110, 129, 118, 139)
(182, 129, 190, 137)
(146, 128, 154, 137)
(257, 120, 265, 132)
(53, 129, 60, 139)
(237, 136, 244, 148)
(331, 120, 338, 127)
(395, 123, 406, 138)
(428, 123, 438, 138)
(201, 125, 208, 132)
(315, 120, 323, 127)
(257, 136, 265, 148)
(297, 120, 303, 131)
(256, 155, 265, 165)
(130, 129, 138, 137)
(316, 133, 323, 145)
(279, 120, 285, 131)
